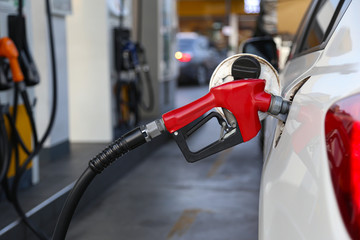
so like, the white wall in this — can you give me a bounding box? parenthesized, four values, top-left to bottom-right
(30, 0, 70, 148)
(66, 1, 113, 142)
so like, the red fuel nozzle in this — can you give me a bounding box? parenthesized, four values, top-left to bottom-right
(162, 79, 272, 142)
(0, 37, 24, 83)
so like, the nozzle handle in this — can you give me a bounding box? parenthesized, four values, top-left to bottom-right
(162, 79, 272, 141)
(172, 111, 243, 163)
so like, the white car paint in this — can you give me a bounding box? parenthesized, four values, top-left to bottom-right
(260, 0, 358, 239)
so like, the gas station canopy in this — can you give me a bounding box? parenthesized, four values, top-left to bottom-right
(177, 0, 247, 17)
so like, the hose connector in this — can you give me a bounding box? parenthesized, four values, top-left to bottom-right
(268, 95, 291, 115)
(141, 119, 166, 142)
(89, 119, 165, 174)
(89, 127, 146, 174)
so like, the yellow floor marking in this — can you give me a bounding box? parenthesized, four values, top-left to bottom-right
(207, 148, 233, 178)
(167, 209, 203, 239)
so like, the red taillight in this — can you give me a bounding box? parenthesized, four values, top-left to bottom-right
(175, 51, 192, 62)
(325, 94, 360, 239)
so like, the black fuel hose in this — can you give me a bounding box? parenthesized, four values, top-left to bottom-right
(12, 77, 19, 119)
(4, 112, 31, 155)
(9, 0, 58, 187)
(19, 83, 39, 146)
(52, 167, 96, 240)
(6, 104, 47, 240)
(0, 111, 10, 185)
(0, 145, 12, 202)
(52, 127, 148, 240)
(9, 90, 47, 240)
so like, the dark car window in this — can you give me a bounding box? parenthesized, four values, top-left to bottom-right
(197, 38, 209, 50)
(290, 0, 351, 59)
(301, 0, 340, 52)
(178, 39, 195, 52)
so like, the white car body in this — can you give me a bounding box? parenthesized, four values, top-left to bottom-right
(260, 0, 357, 239)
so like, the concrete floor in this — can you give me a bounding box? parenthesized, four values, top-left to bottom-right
(67, 85, 263, 240)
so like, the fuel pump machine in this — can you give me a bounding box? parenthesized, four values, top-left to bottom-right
(0, 1, 59, 239)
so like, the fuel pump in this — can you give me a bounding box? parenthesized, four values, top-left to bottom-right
(0, 37, 48, 240)
(52, 54, 290, 240)
(0, 0, 59, 239)
(113, 27, 140, 127)
(113, 0, 154, 129)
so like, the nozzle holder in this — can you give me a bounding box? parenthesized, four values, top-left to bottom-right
(163, 79, 272, 142)
(0, 37, 24, 83)
(172, 112, 243, 163)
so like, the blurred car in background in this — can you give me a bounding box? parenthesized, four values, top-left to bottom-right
(175, 32, 223, 85)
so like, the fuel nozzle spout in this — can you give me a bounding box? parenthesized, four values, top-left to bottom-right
(268, 95, 290, 115)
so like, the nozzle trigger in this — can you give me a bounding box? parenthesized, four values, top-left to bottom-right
(171, 112, 243, 163)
